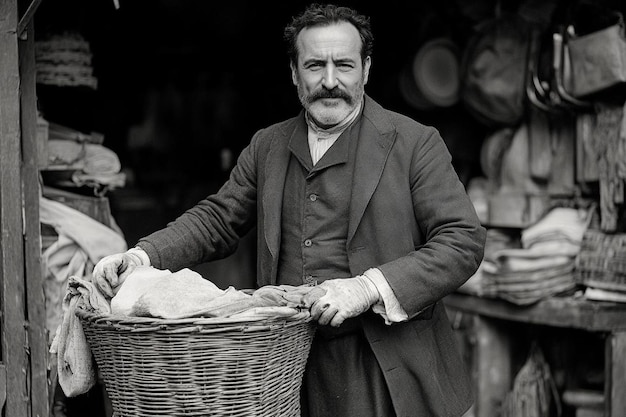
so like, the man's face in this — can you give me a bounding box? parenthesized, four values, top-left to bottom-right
(291, 22, 371, 128)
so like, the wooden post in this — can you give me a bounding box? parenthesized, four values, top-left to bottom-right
(1, 0, 49, 414)
(473, 316, 512, 417)
(19, 16, 49, 417)
(0, 0, 30, 415)
(606, 331, 626, 416)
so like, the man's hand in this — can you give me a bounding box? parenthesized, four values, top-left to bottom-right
(92, 250, 145, 297)
(306, 275, 380, 327)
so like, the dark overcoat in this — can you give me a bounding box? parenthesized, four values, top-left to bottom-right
(139, 95, 486, 417)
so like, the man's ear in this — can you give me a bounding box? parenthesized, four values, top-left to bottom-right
(290, 62, 298, 86)
(363, 56, 372, 85)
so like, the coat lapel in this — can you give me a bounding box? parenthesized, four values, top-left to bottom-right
(348, 96, 397, 244)
(262, 115, 306, 260)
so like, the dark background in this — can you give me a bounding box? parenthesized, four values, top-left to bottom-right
(35, 0, 491, 205)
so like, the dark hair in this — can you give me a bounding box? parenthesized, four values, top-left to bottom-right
(283, 3, 374, 65)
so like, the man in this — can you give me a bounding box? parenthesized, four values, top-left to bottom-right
(93, 4, 486, 416)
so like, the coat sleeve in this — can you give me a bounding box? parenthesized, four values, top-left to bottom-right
(136, 130, 264, 272)
(377, 126, 486, 319)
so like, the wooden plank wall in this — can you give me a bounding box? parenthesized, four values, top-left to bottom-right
(0, 0, 30, 414)
(1, 0, 49, 415)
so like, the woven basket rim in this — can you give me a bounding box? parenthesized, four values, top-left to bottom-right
(76, 307, 313, 333)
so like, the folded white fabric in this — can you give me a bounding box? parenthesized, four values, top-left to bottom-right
(521, 207, 592, 249)
(485, 207, 593, 273)
(82, 143, 121, 175)
(584, 287, 626, 303)
(40, 196, 127, 264)
(486, 252, 572, 272)
(111, 266, 324, 320)
(111, 266, 247, 318)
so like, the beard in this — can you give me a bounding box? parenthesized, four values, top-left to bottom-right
(296, 80, 365, 128)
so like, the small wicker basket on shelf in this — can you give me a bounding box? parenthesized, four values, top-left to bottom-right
(77, 309, 316, 417)
(574, 229, 626, 292)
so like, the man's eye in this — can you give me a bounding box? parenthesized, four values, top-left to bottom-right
(306, 63, 323, 70)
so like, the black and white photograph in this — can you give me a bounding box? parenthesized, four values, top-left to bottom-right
(1, 0, 626, 416)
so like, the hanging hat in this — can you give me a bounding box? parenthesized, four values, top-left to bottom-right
(399, 38, 461, 110)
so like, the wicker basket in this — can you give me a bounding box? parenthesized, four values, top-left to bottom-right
(575, 229, 626, 291)
(76, 309, 316, 417)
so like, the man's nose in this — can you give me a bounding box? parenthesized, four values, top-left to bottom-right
(322, 66, 338, 89)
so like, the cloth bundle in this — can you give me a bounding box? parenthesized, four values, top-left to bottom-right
(463, 207, 592, 305)
(50, 275, 111, 397)
(41, 196, 127, 345)
(51, 266, 324, 397)
(501, 344, 561, 417)
(111, 266, 325, 320)
(47, 139, 127, 191)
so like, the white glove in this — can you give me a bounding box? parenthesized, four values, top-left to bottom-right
(307, 275, 380, 327)
(92, 249, 147, 297)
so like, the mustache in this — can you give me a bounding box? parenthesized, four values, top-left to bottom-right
(308, 88, 352, 104)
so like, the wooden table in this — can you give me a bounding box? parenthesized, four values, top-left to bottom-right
(444, 292, 626, 416)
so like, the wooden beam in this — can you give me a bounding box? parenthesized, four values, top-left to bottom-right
(17, 0, 43, 38)
(0, 0, 30, 415)
(19, 19, 49, 416)
(606, 331, 626, 416)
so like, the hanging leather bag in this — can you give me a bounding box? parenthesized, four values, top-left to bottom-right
(566, 12, 626, 98)
(461, 13, 532, 127)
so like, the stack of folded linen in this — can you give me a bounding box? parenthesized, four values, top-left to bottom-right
(481, 207, 592, 305)
(44, 121, 126, 192)
(458, 228, 519, 297)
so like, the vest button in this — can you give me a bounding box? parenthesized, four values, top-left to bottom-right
(309, 193, 318, 202)
(304, 239, 312, 247)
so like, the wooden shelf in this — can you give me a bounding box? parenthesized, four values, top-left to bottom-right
(444, 292, 626, 332)
(444, 292, 626, 417)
